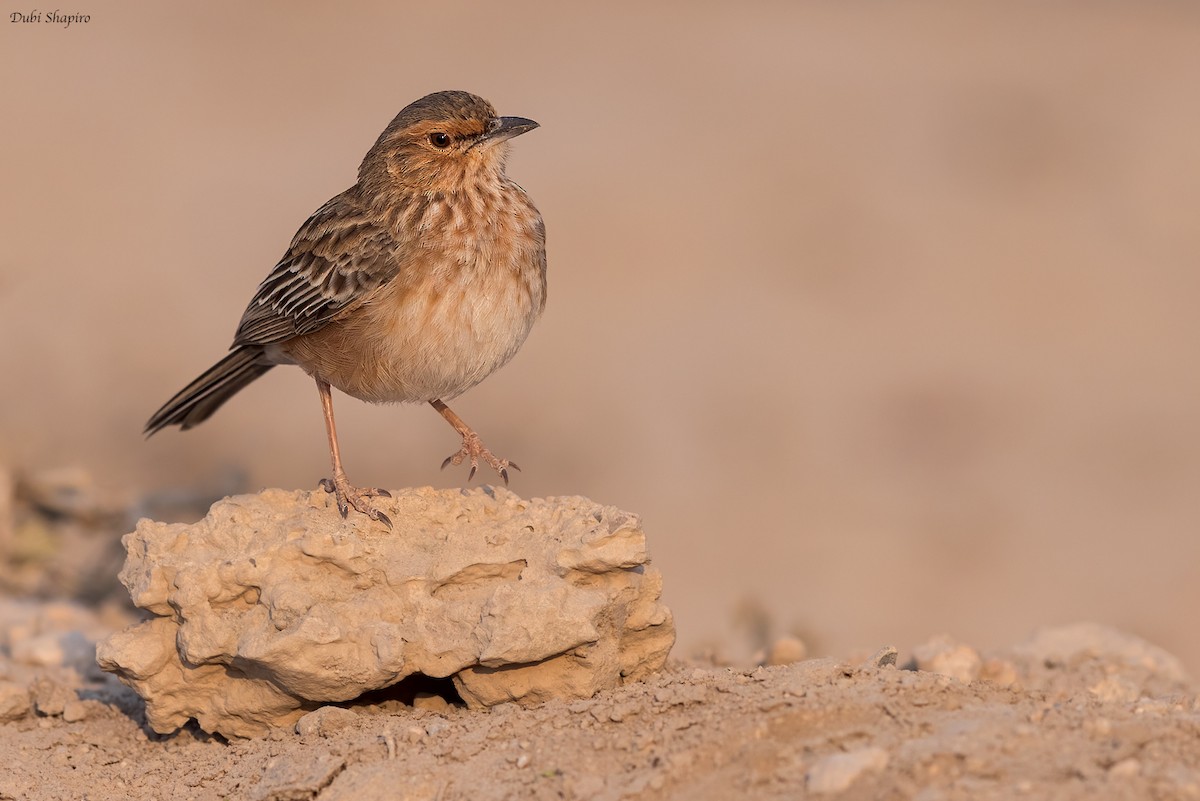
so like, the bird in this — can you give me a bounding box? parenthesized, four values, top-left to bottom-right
(145, 90, 546, 528)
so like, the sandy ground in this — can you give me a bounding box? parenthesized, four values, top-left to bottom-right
(2, 490, 1199, 800)
(2, 595, 1198, 801)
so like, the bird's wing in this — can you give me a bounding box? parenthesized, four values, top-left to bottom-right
(232, 190, 400, 347)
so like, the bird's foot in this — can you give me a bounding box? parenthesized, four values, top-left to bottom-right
(318, 475, 392, 528)
(440, 431, 521, 485)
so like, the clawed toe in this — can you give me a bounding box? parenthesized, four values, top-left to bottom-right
(319, 475, 392, 527)
(440, 433, 518, 485)
(492, 460, 522, 485)
(430, 400, 522, 486)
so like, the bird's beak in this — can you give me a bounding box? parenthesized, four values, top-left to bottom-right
(483, 116, 540, 145)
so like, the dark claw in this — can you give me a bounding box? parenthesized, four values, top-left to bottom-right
(375, 511, 393, 529)
(337, 501, 349, 518)
(375, 488, 392, 498)
(440, 455, 453, 471)
(468, 464, 477, 482)
(508, 461, 521, 473)
(499, 467, 510, 485)
(319, 478, 335, 493)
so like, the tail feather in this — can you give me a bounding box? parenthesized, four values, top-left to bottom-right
(145, 347, 274, 435)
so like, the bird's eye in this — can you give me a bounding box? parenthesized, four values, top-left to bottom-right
(429, 132, 451, 149)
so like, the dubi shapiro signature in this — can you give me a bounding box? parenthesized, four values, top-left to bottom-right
(10, 9, 91, 28)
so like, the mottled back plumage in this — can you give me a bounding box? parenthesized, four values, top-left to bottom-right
(232, 192, 399, 347)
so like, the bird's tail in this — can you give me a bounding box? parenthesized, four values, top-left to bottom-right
(145, 347, 275, 435)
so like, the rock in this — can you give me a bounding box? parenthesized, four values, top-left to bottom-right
(0, 680, 31, 722)
(765, 636, 807, 666)
(295, 706, 357, 737)
(412, 692, 451, 713)
(860, 646, 899, 670)
(1000, 623, 1192, 702)
(320, 768, 445, 801)
(1088, 674, 1141, 704)
(97, 488, 675, 738)
(17, 466, 128, 521)
(61, 699, 90, 723)
(911, 634, 982, 683)
(0, 599, 125, 674)
(253, 753, 345, 801)
(1108, 758, 1142, 779)
(806, 747, 889, 794)
(979, 657, 1019, 687)
(31, 676, 73, 717)
(13, 632, 66, 668)
(1011, 623, 1187, 681)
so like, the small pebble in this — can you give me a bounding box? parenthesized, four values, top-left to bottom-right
(61, 700, 88, 723)
(910, 635, 981, 683)
(758, 696, 791, 713)
(807, 747, 890, 794)
(1088, 676, 1140, 704)
(0, 681, 31, 722)
(413, 692, 451, 713)
(11, 633, 66, 669)
(766, 636, 808, 666)
(294, 705, 356, 737)
(32, 678, 71, 717)
(979, 658, 1019, 687)
(859, 646, 899, 670)
(381, 728, 398, 759)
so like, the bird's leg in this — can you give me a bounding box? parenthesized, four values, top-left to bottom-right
(430, 399, 520, 485)
(316, 378, 392, 527)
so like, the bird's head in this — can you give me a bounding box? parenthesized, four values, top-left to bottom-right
(359, 90, 539, 196)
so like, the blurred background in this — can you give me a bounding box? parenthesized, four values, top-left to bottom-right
(2, 1, 1199, 670)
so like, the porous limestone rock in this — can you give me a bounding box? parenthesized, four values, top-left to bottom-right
(96, 487, 674, 738)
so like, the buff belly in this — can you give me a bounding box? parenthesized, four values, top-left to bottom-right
(277, 262, 541, 404)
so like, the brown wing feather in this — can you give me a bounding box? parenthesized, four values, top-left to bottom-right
(232, 189, 401, 347)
